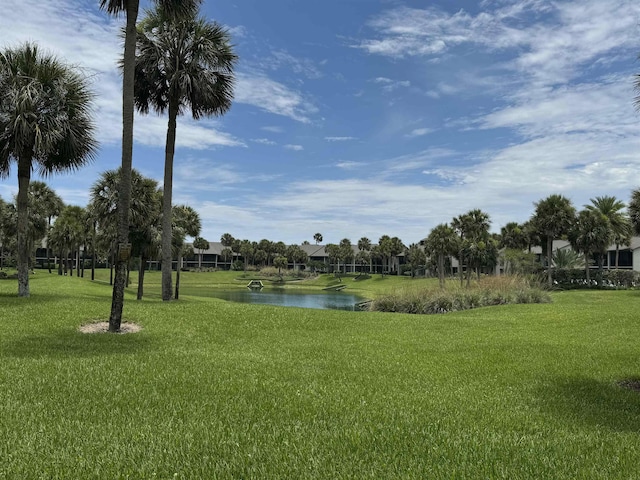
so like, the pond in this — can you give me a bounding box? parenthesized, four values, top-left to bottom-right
(186, 287, 366, 311)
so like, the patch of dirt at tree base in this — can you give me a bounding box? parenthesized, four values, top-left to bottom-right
(617, 379, 640, 392)
(78, 321, 142, 334)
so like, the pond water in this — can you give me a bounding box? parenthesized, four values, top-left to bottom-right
(187, 287, 365, 311)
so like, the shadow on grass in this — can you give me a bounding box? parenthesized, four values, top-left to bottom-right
(534, 376, 640, 432)
(1, 328, 153, 359)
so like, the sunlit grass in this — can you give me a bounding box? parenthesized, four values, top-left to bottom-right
(2, 273, 640, 478)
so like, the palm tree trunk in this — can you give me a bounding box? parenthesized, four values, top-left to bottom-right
(459, 250, 464, 287)
(597, 253, 604, 286)
(547, 236, 553, 288)
(91, 227, 96, 281)
(175, 254, 182, 300)
(47, 218, 52, 273)
(76, 248, 81, 277)
(58, 250, 63, 275)
(81, 245, 86, 278)
(161, 96, 179, 301)
(584, 253, 590, 283)
(17, 157, 31, 297)
(137, 253, 145, 300)
(110, 250, 114, 285)
(615, 245, 620, 269)
(109, 0, 139, 332)
(438, 253, 445, 288)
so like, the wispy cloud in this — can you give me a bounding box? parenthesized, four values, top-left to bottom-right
(235, 73, 318, 123)
(251, 138, 277, 146)
(405, 128, 435, 138)
(372, 76, 411, 92)
(261, 126, 284, 133)
(284, 144, 304, 151)
(325, 136, 357, 142)
(335, 161, 367, 170)
(357, 1, 640, 86)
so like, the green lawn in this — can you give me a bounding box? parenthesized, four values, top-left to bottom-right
(2, 272, 640, 478)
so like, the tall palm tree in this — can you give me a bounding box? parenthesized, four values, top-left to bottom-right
(585, 195, 631, 269)
(171, 204, 201, 299)
(0, 43, 97, 296)
(531, 194, 576, 287)
(132, 4, 236, 301)
(100, 0, 201, 330)
(314, 233, 323, 245)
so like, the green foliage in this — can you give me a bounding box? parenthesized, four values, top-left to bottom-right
(370, 275, 550, 314)
(552, 269, 640, 289)
(552, 248, 585, 270)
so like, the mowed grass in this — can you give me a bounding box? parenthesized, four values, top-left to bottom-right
(2, 273, 640, 478)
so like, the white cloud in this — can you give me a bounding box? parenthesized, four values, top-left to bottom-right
(261, 126, 284, 133)
(372, 77, 411, 92)
(405, 128, 435, 138)
(335, 161, 367, 170)
(235, 73, 318, 123)
(357, 1, 640, 86)
(284, 144, 304, 151)
(251, 138, 277, 146)
(325, 136, 357, 142)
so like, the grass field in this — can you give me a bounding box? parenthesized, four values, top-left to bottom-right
(2, 271, 640, 478)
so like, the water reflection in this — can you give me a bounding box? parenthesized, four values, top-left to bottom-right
(190, 287, 364, 311)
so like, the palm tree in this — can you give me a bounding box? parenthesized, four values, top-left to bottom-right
(49, 206, 85, 276)
(499, 222, 527, 274)
(220, 247, 233, 270)
(585, 195, 631, 269)
(193, 236, 209, 269)
(357, 237, 372, 273)
(531, 194, 576, 287)
(132, 5, 237, 301)
(171, 204, 201, 299)
(0, 43, 97, 296)
(28, 181, 64, 273)
(425, 223, 458, 288)
(100, 0, 202, 328)
(569, 209, 611, 285)
(314, 233, 323, 245)
(90, 168, 161, 297)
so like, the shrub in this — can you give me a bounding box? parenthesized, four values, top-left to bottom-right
(552, 269, 640, 289)
(370, 275, 550, 314)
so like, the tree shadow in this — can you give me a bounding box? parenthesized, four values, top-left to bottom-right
(2, 327, 153, 359)
(533, 376, 640, 432)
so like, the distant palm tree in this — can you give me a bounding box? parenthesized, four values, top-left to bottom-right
(28, 181, 64, 273)
(0, 42, 97, 296)
(90, 168, 161, 297)
(193, 236, 209, 269)
(531, 194, 576, 287)
(357, 237, 371, 273)
(171, 204, 201, 299)
(314, 233, 323, 245)
(132, 4, 236, 301)
(585, 195, 631, 269)
(425, 223, 458, 288)
(569, 209, 611, 284)
(50, 206, 86, 276)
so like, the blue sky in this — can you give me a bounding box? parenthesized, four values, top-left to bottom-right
(2, 0, 640, 245)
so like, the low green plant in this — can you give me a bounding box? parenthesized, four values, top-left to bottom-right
(370, 275, 550, 314)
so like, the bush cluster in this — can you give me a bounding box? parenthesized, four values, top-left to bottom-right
(552, 269, 640, 289)
(259, 267, 315, 279)
(370, 275, 550, 314)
